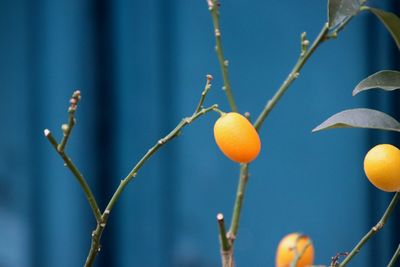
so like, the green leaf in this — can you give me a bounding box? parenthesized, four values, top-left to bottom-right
(328, 0, 361, 29)
(312, 108, 400, 133)
(353, 70, 400, 95)
(365, 7, 400, 49)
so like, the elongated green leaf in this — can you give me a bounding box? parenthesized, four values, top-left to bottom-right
(353, 70, 400, 95)
(366, 7, 400, 49)
(328, 0, 361, 29)
(313, 108, 400, 133)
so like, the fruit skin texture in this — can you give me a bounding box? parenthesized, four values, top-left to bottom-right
(275, 233, 314, 267)
(364, 144, 400, 192)
(213, 112, 261, 163)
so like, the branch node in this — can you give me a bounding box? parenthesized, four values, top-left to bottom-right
(227, 231, 236, 241)
(61, 124, 69, 134)
(300, 31, 309, 55)
(157, 139, 165, 145)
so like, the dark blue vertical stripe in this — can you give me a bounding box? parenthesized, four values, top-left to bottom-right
(28, 0, 44, 265)
(113, 1, 165, 266)
(92, 0, 116, 265)
(158, 0, 176, 266)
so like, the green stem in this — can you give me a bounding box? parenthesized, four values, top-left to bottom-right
(387, 243, 400, 267)
(104, 104, 218, 213)
(217, 213, 230, 251)
(217, 213, 234, 267)
(339, 192, 400, 267)
(208, 0, 238, 112)
(44, 129, 102, 222)
(254, 23, 329, 131)
(229, 163, 249, 239)
(84, 210, 110, 267)
(58, 114, 75, 152)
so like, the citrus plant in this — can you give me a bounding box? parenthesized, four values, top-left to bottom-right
(43, 0, 400, 266)
(312, 3, 400, 265)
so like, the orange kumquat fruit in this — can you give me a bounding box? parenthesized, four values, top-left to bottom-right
(364, 144, 400, 192)
(213, 112, 261, 163)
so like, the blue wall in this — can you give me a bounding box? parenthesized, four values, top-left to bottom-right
(0, 0, 399, 266)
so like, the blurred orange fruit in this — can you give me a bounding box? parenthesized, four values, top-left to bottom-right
(275, 233, 314, 267)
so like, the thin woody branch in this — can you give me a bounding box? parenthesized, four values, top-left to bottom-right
(338, 192, 400, 267)
(44, 92, 102, 223)
(207, 0, 238, 112)
(83, 75, 220, 266)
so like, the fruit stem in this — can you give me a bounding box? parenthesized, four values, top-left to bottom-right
(207, 0, 238, 112)
(387, 243, 400, 267)
(213, 107, 226, 117)
(338, 191, 400, 267)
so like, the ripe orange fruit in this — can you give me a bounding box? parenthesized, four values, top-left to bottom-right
(364, 144, 400, 192)
(275, 233, 314, 267)
(213, 112, 261, 163)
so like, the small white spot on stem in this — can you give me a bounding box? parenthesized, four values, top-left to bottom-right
(44, 129, 50, 136)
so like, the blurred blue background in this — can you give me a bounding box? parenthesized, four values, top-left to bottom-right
(1, 0, 400, 266)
